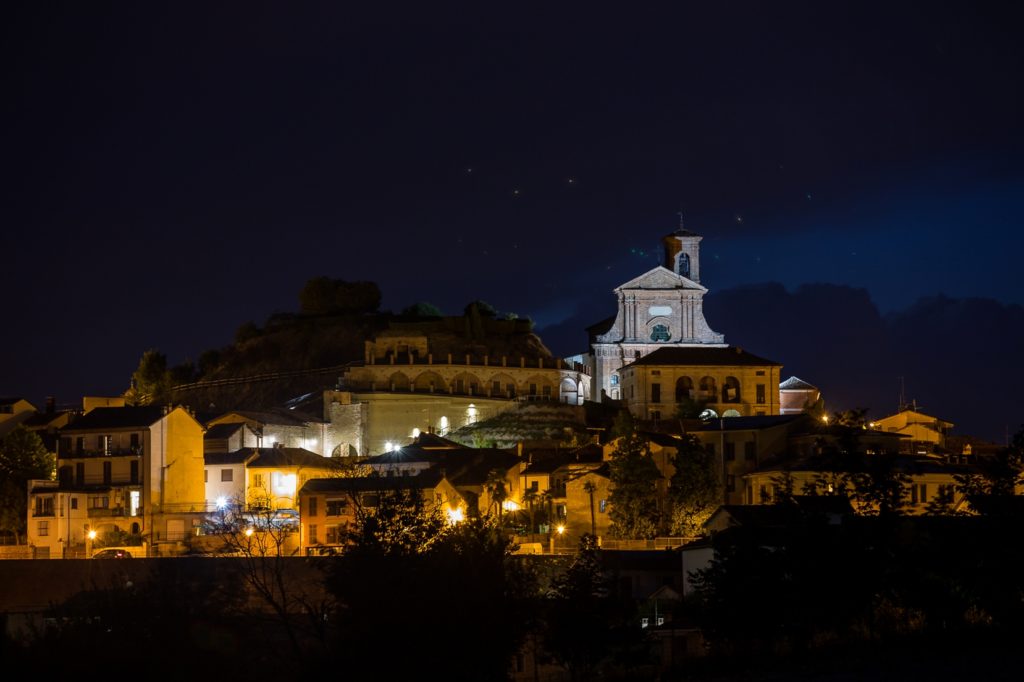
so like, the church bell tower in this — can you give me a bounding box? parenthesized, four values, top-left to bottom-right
(662, 225, 701, 283)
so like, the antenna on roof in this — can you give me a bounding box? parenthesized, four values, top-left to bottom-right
(677, 210, 684, 230)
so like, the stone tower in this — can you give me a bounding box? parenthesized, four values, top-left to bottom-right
(662, 228, 702, 282)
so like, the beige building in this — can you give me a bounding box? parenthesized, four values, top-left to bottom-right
(872, 407, 954, 455)
(587, 227, 727, 401)
(619, 346, 783, 422)
(297, 471, 464, 555)
(26, 404, 206, 557)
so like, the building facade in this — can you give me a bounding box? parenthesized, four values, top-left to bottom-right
(26, 404, 206, 558)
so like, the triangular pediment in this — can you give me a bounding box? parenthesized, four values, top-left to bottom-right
(614, 266, 706, 292)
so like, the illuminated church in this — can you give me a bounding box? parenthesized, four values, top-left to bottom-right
(586, 225, 783, 418)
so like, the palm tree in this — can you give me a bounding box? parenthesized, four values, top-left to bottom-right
(583, 479, 597, 536)
(540, 488, 555, 532)
(522, 487, 539, 534)
(484, 468, 509, 521)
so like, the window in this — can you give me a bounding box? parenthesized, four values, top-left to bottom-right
(38, 520, 49, 537)
(651, 383, 661, 402)
(756, 384, 766, 404)
(492, 380, 501, 394)
(744, 441, 756, 461)
(326, 499, 348, 516)
(76, 437, 84, 454)
(103, 461, 111, 484)
(60, 437, 71, 454)
(529, 383, 537, 396)
(755, 370, 765, 376)
(542, 385, 552, 397)
(75, 463, 84, 485)
(651, 410, 661, 421)
(506, 383, 515, 396)
(88, 496, 109, 509)
(221, 469, 233, 482)
(130, 432, 140, 452)
(253, 474, 264, 488)
(724, 442, 735, 461)
(650, 324, 670, 342)
(599, 499, 607, 513)
(307, 497, 318, 516)
(34, 497, 54, 516)
(204, 469, 208, 483)
(130, 460, 139, 484)
(308, 524, 318, 544)
(610, 374, 619, 386)
(70, 498, 78, 510)
(326, 525, 342, 544)
(678, 252, 690, 277)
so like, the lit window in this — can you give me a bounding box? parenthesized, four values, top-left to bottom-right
(272, 472, 296, 495)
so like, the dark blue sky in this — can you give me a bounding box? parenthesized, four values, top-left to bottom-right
(3, 2, 1023, 437)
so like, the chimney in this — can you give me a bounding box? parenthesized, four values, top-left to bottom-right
(45, 396, 55, 414)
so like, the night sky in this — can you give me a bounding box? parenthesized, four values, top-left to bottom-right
(4, 3, 1023, 441)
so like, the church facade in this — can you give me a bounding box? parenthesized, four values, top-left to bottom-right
(587, 227, 727, 400)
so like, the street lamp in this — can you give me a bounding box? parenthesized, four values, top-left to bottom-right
(86, 529, 97, 557)
(550, 524, 565, 555)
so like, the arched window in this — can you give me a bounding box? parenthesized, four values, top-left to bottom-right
(678, 252, 691, 278)
(675, 376, 694, 402)
(722, 376, 741, 403)
(722, 409, 741, 418)
(650, 324, 670, 342)
(699, 376, 717, 400)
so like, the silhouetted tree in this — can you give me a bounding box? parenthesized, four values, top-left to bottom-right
(607, 412, 661, 539)
(543, 534, 625, 681)
(668, 433, 720, 536)
(400, 301, 443, 318)
(0, 426, 53, 544)
(299, 276, 381, 315)
(124, 348, 171, 405)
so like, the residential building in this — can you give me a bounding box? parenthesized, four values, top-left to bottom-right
(0, 397, 38, 438)
(297, 470, 463, 555)
(26, 404, 205, 558)
(872, 407, 954, 455)
(205, 408, 325, 454)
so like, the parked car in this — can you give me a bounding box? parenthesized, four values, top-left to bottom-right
(91, 548, 134, 559)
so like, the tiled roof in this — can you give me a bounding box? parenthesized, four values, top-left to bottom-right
(241, 447, 342, 469)
(204, 450, 256, 465)
(299, 470, 446, 494)
(689, 414, 805, 432)
(211, 408, 320, 427)
(779, 376, 817, 390)
(60, 406, 167, 431)
(204, 422, 247, 440)
(624, 346, 782, 368)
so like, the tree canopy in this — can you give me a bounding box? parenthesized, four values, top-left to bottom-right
(299, 277, 381, 316)
(0, 426, 54, 544)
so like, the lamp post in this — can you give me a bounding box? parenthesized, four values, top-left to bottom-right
(86, 529, 97, 558)
(550, 524, 565, 555)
